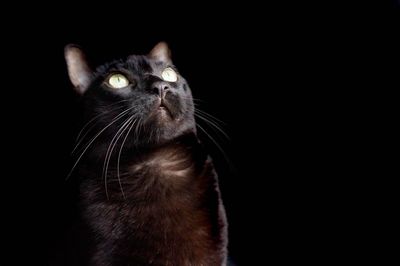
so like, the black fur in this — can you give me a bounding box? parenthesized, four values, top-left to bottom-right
(57, 44, 228, 266)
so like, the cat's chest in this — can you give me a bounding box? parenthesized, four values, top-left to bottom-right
(128, 146, 196, 182)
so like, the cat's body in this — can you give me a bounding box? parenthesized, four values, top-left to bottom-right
(78, 136, 226, 266)
(59, 43, 228, 266)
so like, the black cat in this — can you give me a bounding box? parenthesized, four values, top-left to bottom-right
(61, 42, 228, 265)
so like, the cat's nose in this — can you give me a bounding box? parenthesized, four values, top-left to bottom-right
(151, 81, 170, 98)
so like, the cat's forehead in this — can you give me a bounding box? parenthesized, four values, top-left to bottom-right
(94, 55, 171, 78)
(126, 55, 167, 73)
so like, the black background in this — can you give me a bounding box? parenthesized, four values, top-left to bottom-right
(3, 2, 400, 265)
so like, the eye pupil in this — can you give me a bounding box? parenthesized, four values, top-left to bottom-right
(108, 74, 129, 89)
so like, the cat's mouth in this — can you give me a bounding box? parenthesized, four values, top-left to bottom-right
(156, 99, 173, 118)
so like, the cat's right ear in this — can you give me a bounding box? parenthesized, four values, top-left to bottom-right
(64, 44, 93, 94)
(148, 42, 172, 63)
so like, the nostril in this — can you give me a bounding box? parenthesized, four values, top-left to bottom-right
(150, 83, 169, 96)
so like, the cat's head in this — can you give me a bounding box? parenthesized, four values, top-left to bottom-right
(65, 42, 195, 148)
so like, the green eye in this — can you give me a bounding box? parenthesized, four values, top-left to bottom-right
(161, 67, 178, 82)
(108, 74, 129, 89)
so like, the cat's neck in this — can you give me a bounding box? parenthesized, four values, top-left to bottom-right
(79, 133, 209, 201)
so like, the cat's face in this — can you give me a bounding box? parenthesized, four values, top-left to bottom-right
(65, 42, 195, 148)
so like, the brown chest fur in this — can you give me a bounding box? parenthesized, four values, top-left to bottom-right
(79, 144, 227, 266)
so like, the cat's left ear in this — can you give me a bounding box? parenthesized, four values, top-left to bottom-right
(64, 44, 93, 94)
(148, 42, 172, 63)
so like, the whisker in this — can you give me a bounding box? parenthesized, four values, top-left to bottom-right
(102, 116, 135, 179)
(194, 113, 230, 141)
(196, 123, 236, 172)
(72, 105, 142, 156)
(74, 99, 131, 142)
(66, 107, 134, 180)
(179, 96, 203, 102)
(72, 104, 129, 154)
(116, 118, 137, 199)
(195, 108, 226, 125)
(103, 115, 135, 199)
(76, 107, 134, 158)
(135, 117, 143, 145)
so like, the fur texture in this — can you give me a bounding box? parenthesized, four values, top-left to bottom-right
(60, 43, 228, 266)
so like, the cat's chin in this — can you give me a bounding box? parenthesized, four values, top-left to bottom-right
(141, 103, 195, 146)
(142, 118, 196, 147)
(157, 106, 172, 121)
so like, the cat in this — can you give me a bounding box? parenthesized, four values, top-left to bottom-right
(61, 42, 228, 266)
